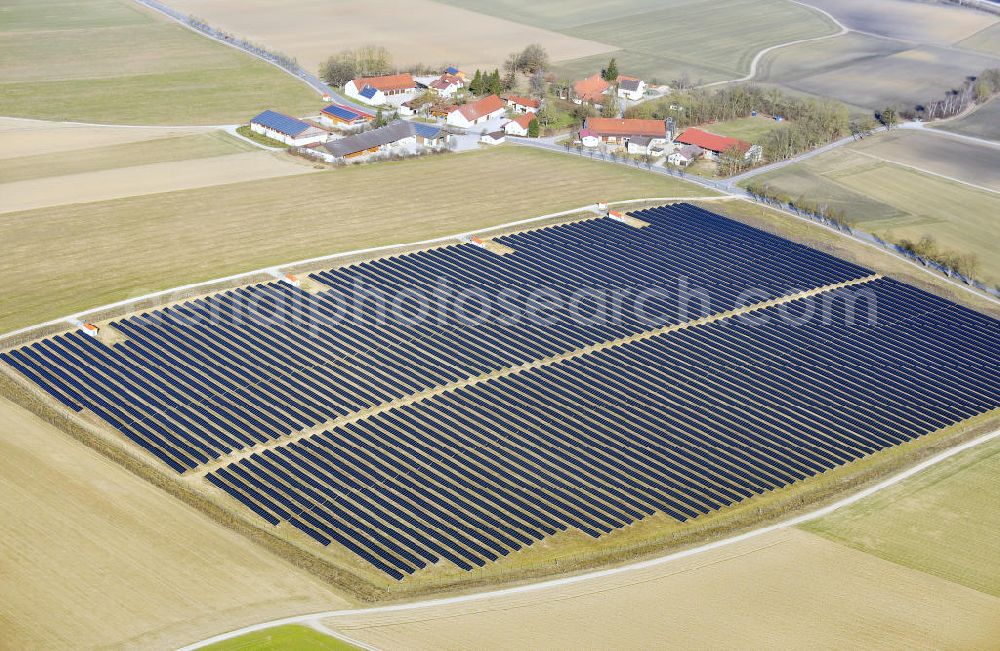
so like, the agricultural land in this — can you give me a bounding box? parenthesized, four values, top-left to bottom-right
(931, 95, 1000, 140)
(0, 0, 318, 124)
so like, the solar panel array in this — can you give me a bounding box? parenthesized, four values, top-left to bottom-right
(3, 203, 997, 579)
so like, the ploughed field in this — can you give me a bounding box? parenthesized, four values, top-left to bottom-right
(3, 204, 998, 584)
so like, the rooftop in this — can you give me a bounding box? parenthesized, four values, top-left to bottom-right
(321, 103, 372, 122)
(250, 110, 312, 137)
(584, 117, 666, 138)
(675, 128, 750, 153)
(456, 94, 505, 122)
(573, 73, 611, 102)
(351, 73, 416, 92)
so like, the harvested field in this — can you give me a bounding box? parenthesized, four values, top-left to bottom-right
(324, 528, 1000, 649)
(0, 0, 318, 124)
(799, 0, 998, 45)
(0, 149, 317, 213)
(958, 22, 1000, 56)
(163, 0, 617, 77)
(0, 130, 256, 183)
(763, 41, 999, 111)
(0, 147, 708, 332)
(933, 96, 1000, 141)
(804, 436, 1000, 597)
(743, 137, 1000, 286)
(0, 395, 350, 650)
(0, 116, 215, 159)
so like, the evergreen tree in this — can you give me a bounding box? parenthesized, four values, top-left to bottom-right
(488, 69, 503, 95)
(527, 118, 540, 138)
(603, 57, 619, 82)
(470, 69, 484, 95)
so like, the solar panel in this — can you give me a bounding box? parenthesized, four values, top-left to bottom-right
(250, 110, 310, 137)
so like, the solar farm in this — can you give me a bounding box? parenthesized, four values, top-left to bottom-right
(2, 203, 998, 587)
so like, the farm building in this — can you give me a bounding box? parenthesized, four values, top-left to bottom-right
(668, 144, 703, 166)
(344, 73, 417, 104)
(617, 77, 646, 101)
(447, 94, 506, 128)
(582, 117, 667, 150)
(249, 110, 329, 146)
(445, 66, 466, 80)
(398, 99, 433, 117)
(505, 95, 540, 114)
(675, 128, 762, 162)
(480, 130, 506, 145)
(573, 73, 610, 106)
(318, 103, 373, 128)
(579, 128, 599, 148)
(429, 73, 464, 97)
(304, 120, 449, 162)
(503, 113, 535, 136)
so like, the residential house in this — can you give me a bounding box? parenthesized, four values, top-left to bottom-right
(249, 110, 329, 146)
(573, 73, 611, 106)
(667, 144, 703, 166)
(674, 128, 762, 162)
(446, 94, 506, 128)
(429, 73, 464, 98)
(505, 95, 540, 114)
(480, 131, 506, 145)
(445, 66, 466, 80)
(582, 117, 667, 150)
(412, 122, 452, 149)
(344, 73, 417, 104)
(617, 76, 646, 101)
(626, 135, 655, 155)
(503, 113, 535, 136)
(318, 103, 373, 128)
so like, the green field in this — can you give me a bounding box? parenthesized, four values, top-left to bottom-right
(441, 0, 837, 84)
(0, 0, 318, 124)
(202, 625, 357, 651)
(0, 147, 711, 332)
(802, 436, 1000, 597)
(698, 117, 785, 143)
(743, 138, 1000, 286)
(0, 131, 255, 183)
(932, 96, 1000, 141)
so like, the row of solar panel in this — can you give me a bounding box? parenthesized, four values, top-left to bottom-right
(206, 278, 1000, 577)
(0, 205, 872, 473)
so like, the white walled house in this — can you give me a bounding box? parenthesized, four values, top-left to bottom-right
(505, 95, 540, 114)
(446, 94, 506, 128)
(617, 77, 646, 101)
(503, 113, 534, 136)
(344, 73, 416, 105)
(249, 110, 329, 146)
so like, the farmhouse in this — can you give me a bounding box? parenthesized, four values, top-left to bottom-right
(446, 94, 506, 128)
(505, 95, 540, 114)
(344, 73, 417, 104)
(249, 110, 329, 146)
(668, 144, 703, 166)
(582, 117, 667, 150)
(617, 76, 646, 101)
(318, 103, 373, 128)
(480, 130, 506, 145)
(675, 127, 762, 162)
(503, 113, 535, 136)
(573, 73, 611, 106)
(429, 73, 464, 97)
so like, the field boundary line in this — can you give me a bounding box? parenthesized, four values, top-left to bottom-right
(0, 115, 230, 129)
(186, 274, 880, 477)
(850, 149, 1000, 195)
(178, 426, 1000, 650)
(0, 198, 719, 344)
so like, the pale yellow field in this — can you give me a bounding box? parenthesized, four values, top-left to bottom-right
(165, 0, 618, 75)
(325, 528, 1000, 650)
(0, 116, 214, 159)
(0, 149, 317, 213)
(0, 396, 351, 650)
(800, 0, 998, 45)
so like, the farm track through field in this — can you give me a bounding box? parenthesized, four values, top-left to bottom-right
(179, 425, 1000, 650)
(185, 273, 880, 478)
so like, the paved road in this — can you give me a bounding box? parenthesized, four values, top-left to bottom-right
(899, 121, 1000, 149)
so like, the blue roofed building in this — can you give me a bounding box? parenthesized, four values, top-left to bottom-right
(319, 103, 374, 129)
(249, 110, 329, 146)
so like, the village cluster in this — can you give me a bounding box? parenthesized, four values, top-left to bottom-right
(247, 66, 762, 166)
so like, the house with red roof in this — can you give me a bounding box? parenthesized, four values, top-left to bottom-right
(446, 94, 506, 128)
(503, 113, 536, 136)
(429, 73, 464, 98)
(674, 128, 762, 162)
(572, 73, 611, 106)
(582, 117, 667, 151)
(344, 73, 417, 104)
(505, 95, 540, 114)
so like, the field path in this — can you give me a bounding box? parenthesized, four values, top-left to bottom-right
(903, 120, 1000, 148)
(699, 0, 848, 88)
(178, 427, 1000, 650)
